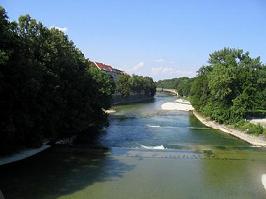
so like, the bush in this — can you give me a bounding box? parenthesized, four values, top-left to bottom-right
(246, 124, 264, 135)
(235, 120, 263, 135)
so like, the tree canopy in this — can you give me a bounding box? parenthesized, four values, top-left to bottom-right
(158, 48, 266, 135)
(190, 48, 265, 134)
(0, 7, 115, 153)
(116, 74, 156, 97)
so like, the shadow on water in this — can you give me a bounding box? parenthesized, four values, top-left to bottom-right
(0, 146, 135, 199)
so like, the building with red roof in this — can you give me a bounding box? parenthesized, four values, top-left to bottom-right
(93, 61, 127, 81)
(94, 62, 113, 72)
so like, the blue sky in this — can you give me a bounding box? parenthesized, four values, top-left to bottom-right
(1, 0, 266, 80)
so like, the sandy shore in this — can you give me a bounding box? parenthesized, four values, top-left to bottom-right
(193, 111, 266, 146)
(161, 99, 194, 111)
(249, 118, 266, 128)
(104, 109, 116, 114)
(161, 96, 266, 146)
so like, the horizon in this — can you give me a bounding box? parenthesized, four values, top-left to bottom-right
(1, 0, 266, 80)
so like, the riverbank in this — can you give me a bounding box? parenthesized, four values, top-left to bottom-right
(250, 118, 266, 128)
(0, 143, 50, 166)
(161, 99, 194, 111)
(158, 91, 266, 146)
(193, 111, 266, 147)
(156, 88, 178, 96)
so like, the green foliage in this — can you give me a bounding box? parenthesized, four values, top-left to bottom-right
(0, 7, 114, 154)
(116, 74, 131, 96)
(156, 78, 180, 89)
(159, 48, 266, 135)
(189, 48, 266, 134)
(142, 76, 156, 96)
(116, 74, 156, 97)
(176, 77, 193, 97)
(234, 120, 264, 135)
(156, 77, 193, 97)
(190, 67, 211, 109)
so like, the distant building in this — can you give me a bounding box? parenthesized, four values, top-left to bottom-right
(93, 61, 127, 81)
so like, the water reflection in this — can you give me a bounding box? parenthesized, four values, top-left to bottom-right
(0, 147, 135, 199)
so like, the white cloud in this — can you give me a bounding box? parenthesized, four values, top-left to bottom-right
(128, 62, 145, 74)
(50, 26, 68, 33)
(151, 66, 195, 80)
(151, 66, 176, 75)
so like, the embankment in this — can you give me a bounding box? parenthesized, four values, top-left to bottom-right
(161, 99, 194, 111)
(156, 88, 178, 96)
(159, 91, 266, 146)
(0, 143, 50, 166)
(193, 111, 266, 146)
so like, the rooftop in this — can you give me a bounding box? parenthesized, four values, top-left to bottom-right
(93, 61, 126, 75)
(94, 62, 113, 72)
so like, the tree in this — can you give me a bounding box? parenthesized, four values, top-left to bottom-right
(115, 74, 156, 97)
(116, 74, 131, 97)
(190, 47, 266, 128)
(0, 7, 115, 154)
(207, 48, 264, 113)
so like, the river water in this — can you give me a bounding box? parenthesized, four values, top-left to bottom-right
(0, 93, 266, 199)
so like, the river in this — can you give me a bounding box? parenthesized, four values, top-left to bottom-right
(0, 93, 266, 199)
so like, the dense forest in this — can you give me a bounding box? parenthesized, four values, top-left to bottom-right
(116, 74, 156, 97)
(156, 78, 181, 89)
(158, 48, 266, 135)
(0, 7, 156, 154)
(156, 77, 194, 97)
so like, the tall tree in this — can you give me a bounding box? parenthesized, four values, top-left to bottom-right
(0, 7, 115, 153)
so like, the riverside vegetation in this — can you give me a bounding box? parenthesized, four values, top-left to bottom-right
(157, 48, 266, 135)
(116, 74, 156, 97)
(0, 7, 155, 154)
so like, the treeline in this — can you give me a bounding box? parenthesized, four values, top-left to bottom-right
(156, 78, 181, 89)
(190, 48, 266, 134)
(156, 77, 194, 97)
(159, 48, 266, 135)
(116, 74, 156, 97)
(0, 7, 115, 153)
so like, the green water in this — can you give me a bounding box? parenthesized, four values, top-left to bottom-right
(0, 93, 266, 199)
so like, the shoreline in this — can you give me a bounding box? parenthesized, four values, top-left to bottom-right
(2, 93, 265, 166)
(161, 99, 194, 111)
(158, 91, 266, 147)
(249, 118, 266, 128)
(193, 111, 266, 147)
(0, 144, 50, 166)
